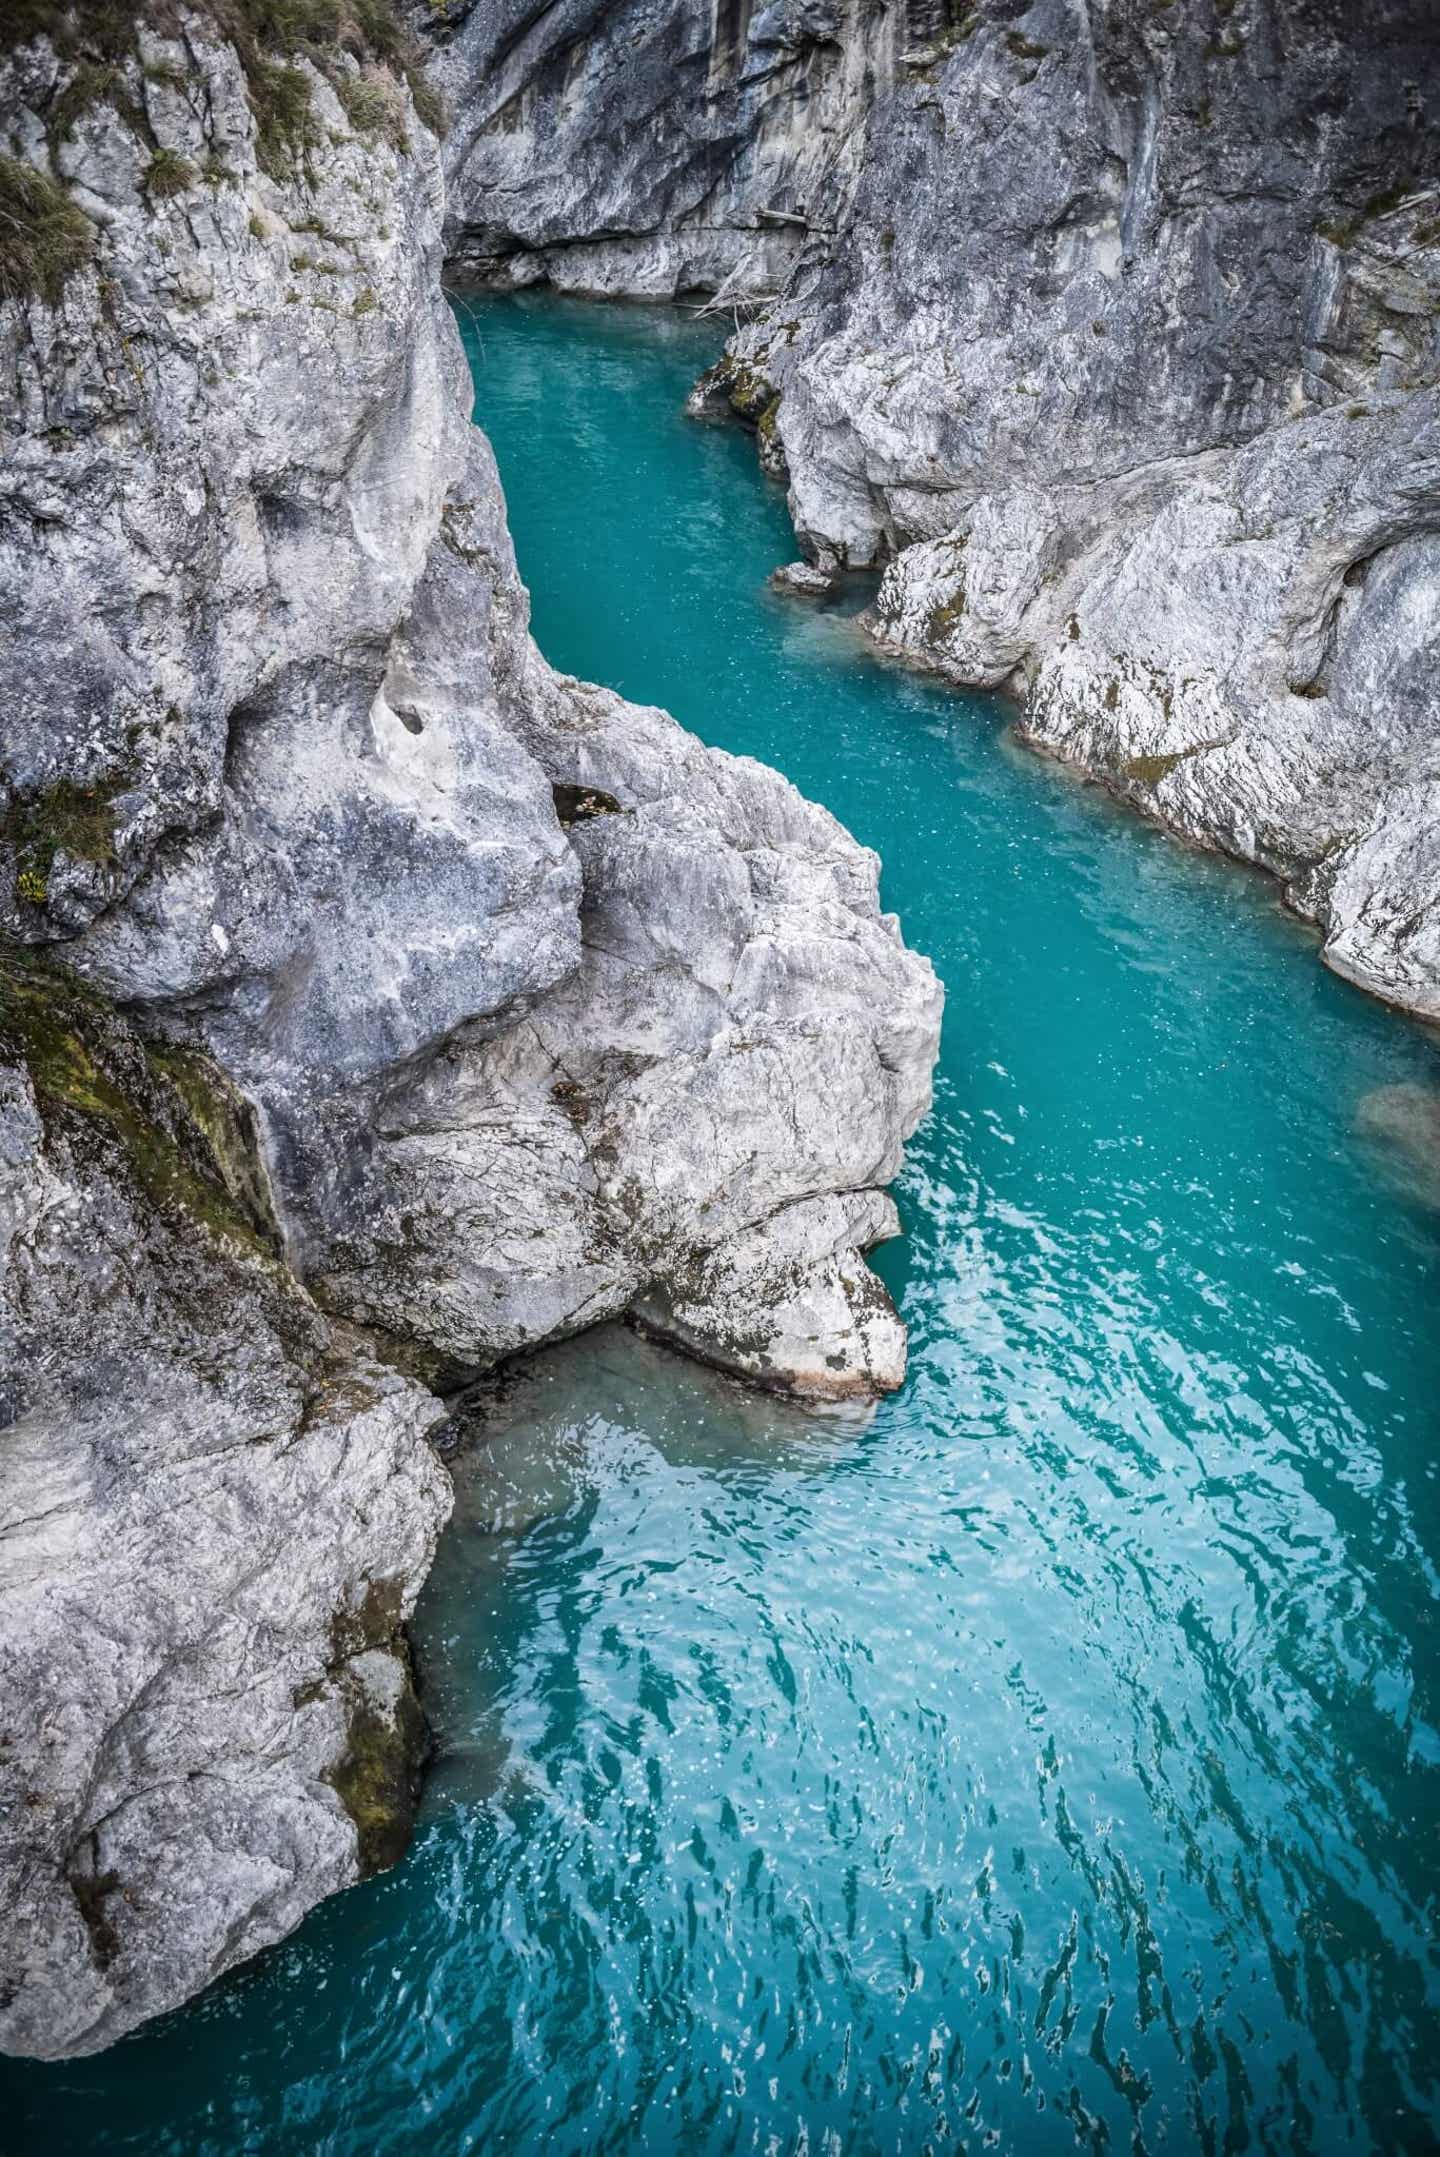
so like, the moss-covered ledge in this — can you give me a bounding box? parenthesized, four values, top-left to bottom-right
(0, 946, 283, 1261)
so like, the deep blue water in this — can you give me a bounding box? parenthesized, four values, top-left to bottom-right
(8, 293, 1440, 2155)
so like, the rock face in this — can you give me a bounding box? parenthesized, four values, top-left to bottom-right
(0, 957, 451, 2060)
(426, 0, 1440, 1019)
(0, 5, 938, 2056)
(427, 0, 900, 298)
(714, 0, 1440, 1018)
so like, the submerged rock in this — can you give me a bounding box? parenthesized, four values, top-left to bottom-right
(1355, 1084, 1440, 1210)
(0, 2, 939, 2054)
(771, 561, 836, 598)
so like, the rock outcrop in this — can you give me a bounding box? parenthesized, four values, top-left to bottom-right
(0, 3, 938, 2055)
(425, 0, 1440, 1018)
(0, 955, 451, 2060)
(715, 0, 1440, 1019)
(426, 0, 900, 299)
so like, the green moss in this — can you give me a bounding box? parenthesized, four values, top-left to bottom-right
(0, 154, 93, 303)
(144, 146, 195, 199)
(320, 1582, 428, 1875)
(925, 580, 968, 644)
(0, 950, 283, 1260)
(406, 66, 446, 139)
(326, 1679, 426, 1875)
(1005, 31, 1049, 61)
(3, 772, 124, 905)
(1122, 751, 1186, 786)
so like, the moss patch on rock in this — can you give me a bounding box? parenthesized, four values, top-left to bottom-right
(0, 949, 283, 1261)
(2, 771, 124, 907)
(322, 1584, 428, 1878)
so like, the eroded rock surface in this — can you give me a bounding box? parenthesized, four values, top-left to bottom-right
(426, 0, 900, 299)
(0, 3, 938, 2054)
(714, 0, 1440, 1017)
(425, 0, 1440, 1019)
(0, 959, 450, 2060)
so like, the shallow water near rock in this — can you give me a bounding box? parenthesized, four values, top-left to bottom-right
(10, 294, 1440, 2154)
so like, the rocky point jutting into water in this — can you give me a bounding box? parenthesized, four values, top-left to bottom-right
(0, 5, 938, 2058)
(428, 0, 1440, 1021)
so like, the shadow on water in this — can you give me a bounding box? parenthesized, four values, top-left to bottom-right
(6, 290, 1440, 2157)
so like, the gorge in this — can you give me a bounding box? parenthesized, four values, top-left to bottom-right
(2, 2, 1439, 2150)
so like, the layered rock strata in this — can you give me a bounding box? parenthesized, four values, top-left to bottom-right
(426, 0, 902, 298)
(0, 4, 938, 2055)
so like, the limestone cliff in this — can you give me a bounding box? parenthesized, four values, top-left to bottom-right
(717, 0, 1440, 1019)
(426, 0, 899, 299)
(435, 0, 1440, 1019)
(0, 2, 939, 2056)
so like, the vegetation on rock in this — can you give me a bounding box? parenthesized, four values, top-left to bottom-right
(0, 153, 93, 301)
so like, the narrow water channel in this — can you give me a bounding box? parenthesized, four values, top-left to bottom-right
(13, 296, 1440, 2155)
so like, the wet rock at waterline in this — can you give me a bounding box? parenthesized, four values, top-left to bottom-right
(0, 10, 937, 2056)
(634, 1188, 909, 1399)
(0, 963, 450, 2061)
(770, 560, 836, 598)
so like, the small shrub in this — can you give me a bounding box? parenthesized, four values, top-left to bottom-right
(335, 66, 406, 149)
(50, 59, 123, 141)
(0, 154, 93, 303)
(145, 146, 196, 198)
(4, 772, 122, 907)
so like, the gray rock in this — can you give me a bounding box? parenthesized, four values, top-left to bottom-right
(714, 0, 1440, 1019)
(634, 1187, 908, 1397)
(0, 961, 450, 2061)
(427, 0, 1440, 1017)
(0, 3, 939, 2055)
(427, 0, 898, 298)
(770, 560, 836, 597)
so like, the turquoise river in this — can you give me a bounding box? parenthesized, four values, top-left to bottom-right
(9, 296, 1440, 2155)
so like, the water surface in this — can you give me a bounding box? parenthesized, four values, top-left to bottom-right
(10, 293, 1440, 2155)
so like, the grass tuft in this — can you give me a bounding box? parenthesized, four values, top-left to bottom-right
(0, 154, 93, 303)
(144, 145, 195, 198)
